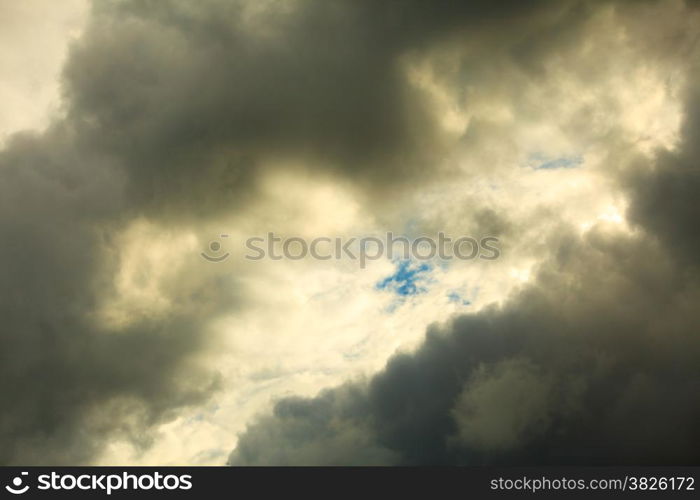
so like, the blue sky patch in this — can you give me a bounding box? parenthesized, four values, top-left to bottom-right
(447, 290, 471, 306)
(527, 152, 584, 170)
(376, 260, 432, 297)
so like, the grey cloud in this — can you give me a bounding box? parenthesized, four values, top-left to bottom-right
(232, 383, 398, 466)
(627, 69, 700, 264)
(60, 0, 579, 216)
(449, 358, 557, 454)
(0, 125, 224, 464)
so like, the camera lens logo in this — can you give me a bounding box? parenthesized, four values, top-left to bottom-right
(5, 472, 29, 495)
(201, 234, 230, 262)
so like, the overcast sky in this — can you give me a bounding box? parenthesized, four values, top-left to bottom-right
(1, 0, 699, 465)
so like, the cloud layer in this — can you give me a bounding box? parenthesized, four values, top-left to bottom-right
(1, 0, 699, 465)
(229, 1, 700, 465)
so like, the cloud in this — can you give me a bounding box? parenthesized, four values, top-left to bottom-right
(627, 66, 700, 264)
(229, 10, 700, 462)
(230, 223, 700, 464)
(0, 126, 229, 464)
(1, 0, 591, 464)
(232, 383, 398, 466)
(450, 358, 555, 453)
(3, 0, 700, 466)
(60, 0, 584, 215)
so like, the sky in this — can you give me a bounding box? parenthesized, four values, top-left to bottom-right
(0, 0, 699, 466)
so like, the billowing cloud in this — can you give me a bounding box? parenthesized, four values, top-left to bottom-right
(0, 0, 580, 464)
(229, 2, 700, 465)
(2, 0, 700, 466)
(61, 0, 599, 214)
(0, 125, 228, 464)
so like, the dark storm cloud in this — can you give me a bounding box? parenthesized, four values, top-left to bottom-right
(60, 0, 573, 215)
(627, 67, 700, 264)
(232, 383, 398, 465)
(0, 126, 226, 464)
